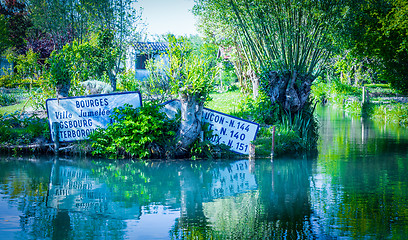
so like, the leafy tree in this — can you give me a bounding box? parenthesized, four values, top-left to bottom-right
(195, 0, 342, 114)
(47, 29, 117, 97)
(26, 0, 142, 90)
(0, 14, 11, 53)
(47, 44, 72, 97)
(339, 0, 408, 93)
(165, 36, 217, 155)
(0, 0, 32, 53)
(25, 30, 60, 60)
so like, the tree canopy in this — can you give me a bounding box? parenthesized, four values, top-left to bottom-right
(338, 0, 408, 92)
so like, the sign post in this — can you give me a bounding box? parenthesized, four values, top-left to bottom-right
(46, 92, 142, 143)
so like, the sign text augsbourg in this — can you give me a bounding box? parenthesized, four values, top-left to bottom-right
(46, 92, 142, 142)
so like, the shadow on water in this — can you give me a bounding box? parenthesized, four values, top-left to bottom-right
(0, 105, 408, 239)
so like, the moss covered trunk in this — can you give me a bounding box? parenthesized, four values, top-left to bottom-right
(176, 94, 204, 156)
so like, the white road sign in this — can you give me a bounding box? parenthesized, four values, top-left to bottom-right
(46, 92, 142, 142)
(202, 108, 259, 155)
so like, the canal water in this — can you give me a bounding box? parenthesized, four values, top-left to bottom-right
(1, 106, 408, 239)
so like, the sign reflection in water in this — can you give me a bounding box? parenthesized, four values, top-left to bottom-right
(36, 158, 261, 239)
(47, 161, 141, 219)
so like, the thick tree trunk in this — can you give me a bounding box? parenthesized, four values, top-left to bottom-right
(247, 69, 259, 100)
(176, 93, 204, 156)
(264, 71, 314, 114)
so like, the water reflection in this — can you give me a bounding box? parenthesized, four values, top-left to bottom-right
(202, 158, 314, 239)
(313, 105, 408, 238)
(1, 106, 408, 239)
(0, 156, 319, 239)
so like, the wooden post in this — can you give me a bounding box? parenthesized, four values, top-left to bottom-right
(271, 126, 276, 160)
(200, 131, 204, 142)
(52, 122, 60, 155)
(249, 143, 255, 160)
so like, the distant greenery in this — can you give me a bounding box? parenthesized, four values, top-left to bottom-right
(311, 74, 408, 126)
(372, 104, 408, 127)
(205, 90, 242, 114)
(0, 91, 17, 107)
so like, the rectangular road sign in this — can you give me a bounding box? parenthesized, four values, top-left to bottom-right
(46, 92, 142, 142)
(202, 108, 259, 155)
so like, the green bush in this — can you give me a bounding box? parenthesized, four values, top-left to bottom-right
(373, 103, 408, 126)
(310, 76, 328, 104)
(117, 70, 140, 92)
(0, 74, 32, 88)
(251, 102, 319, 156)
(235, 93, 278, 125)
(90, 102, 178, 159)
(0, 111, 50, 145)
(189, 123, 234, 159)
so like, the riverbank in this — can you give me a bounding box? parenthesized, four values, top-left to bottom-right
(0, 90, 282, 159)
(2, 85, 406, 159)
(312, 81, 408, 126)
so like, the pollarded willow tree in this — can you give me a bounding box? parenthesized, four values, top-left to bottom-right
(165, 36, 217, 156)
(195, 0, 342, 114)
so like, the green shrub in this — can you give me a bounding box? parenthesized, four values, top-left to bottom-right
(0, 111, 50, 145)
(89, 102, 178, 159)
(117, 70, 140, 92)
(372, 103, 408, 126)
(252, 102, 319, 156)
(0, 74, 30, 88)
(141, 57, 173, 103)
(189, 123, 234, 159)
(310, 76, 328, 104)
(235, 93, 278, 125)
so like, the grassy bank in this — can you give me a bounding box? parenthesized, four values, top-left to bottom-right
(206, 90, 318, 158)
(311, 81, 408, 127)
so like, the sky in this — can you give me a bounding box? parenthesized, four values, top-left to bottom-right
(137, 0, 198, 39)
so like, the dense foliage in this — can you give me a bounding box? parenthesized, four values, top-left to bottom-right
(0, 111, 49, 145)
(335, 0, 408, 93)
(90, 102, 178, 159)
(195, 0, 342, 114)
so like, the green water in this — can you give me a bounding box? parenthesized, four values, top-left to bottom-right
(1, 106, 408, 239)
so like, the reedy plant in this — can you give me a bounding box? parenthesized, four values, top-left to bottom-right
(229, 0, 334, 75)
(196, 0, 342, 113)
